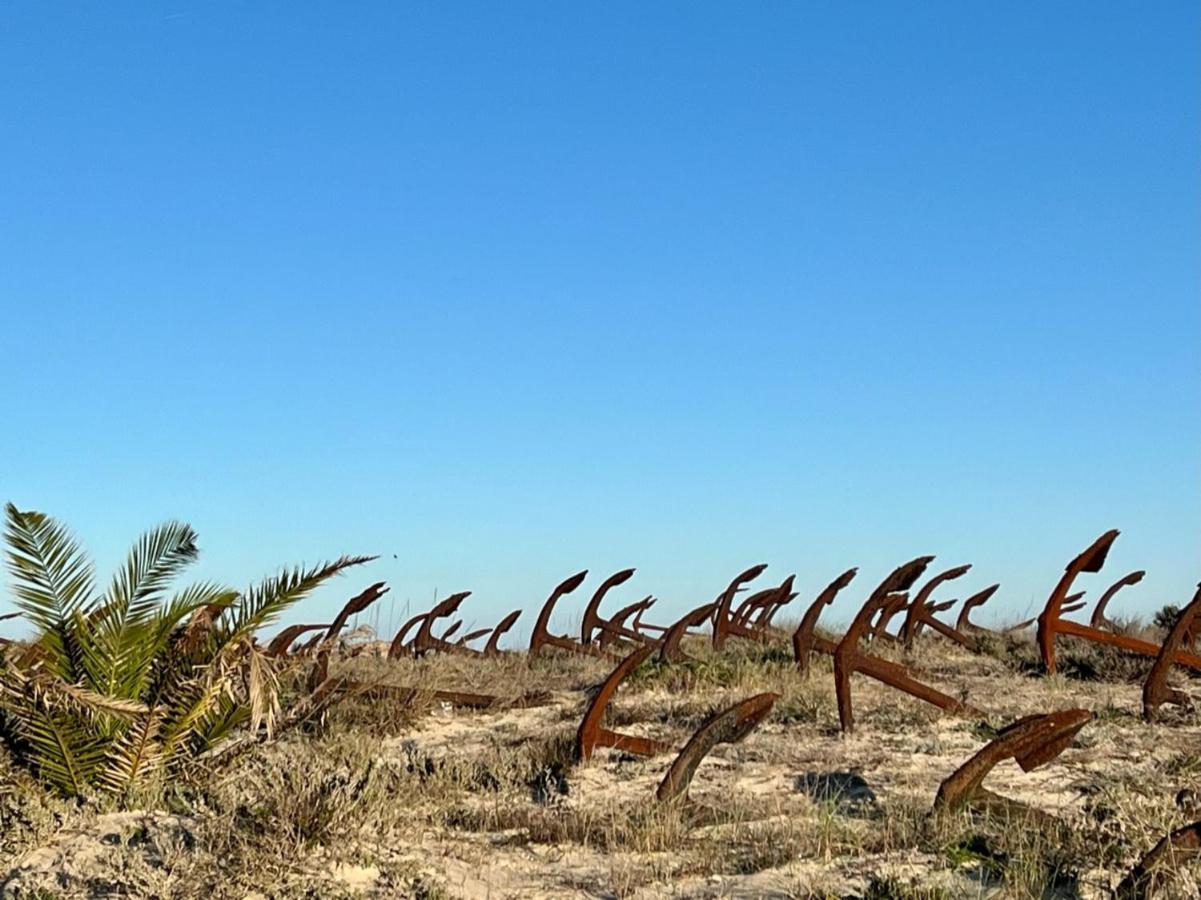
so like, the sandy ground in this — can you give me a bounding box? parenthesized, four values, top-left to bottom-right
(4, 639, 1201, 898)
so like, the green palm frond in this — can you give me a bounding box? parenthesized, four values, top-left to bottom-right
(158, 673, 230, 764)
(221, 556, 376, 645)
(189, 692, 250, 758)
(90, 523, 200, 696)
(104, 522, 199, 621)
(18, 708, 107, 796)
(122, 583, 238, 704)
(0, 662, 118, 796)
(4, 504, 96, 629)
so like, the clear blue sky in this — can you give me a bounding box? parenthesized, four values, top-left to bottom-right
(2, 3, 1197, 640)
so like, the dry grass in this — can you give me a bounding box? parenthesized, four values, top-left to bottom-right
(3, 631, 1201, 897)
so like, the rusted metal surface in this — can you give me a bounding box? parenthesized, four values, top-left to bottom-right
(483, 609, 521, 657)
(900, 580, 979, 652)
(755, 579, 798, 630)
(1037, 530, 1119, 672)
(388, 611, 428, 659)
(711, 564, 770, 651)
(1005, 592, 1085, 634)
(731, 577, 795, 633)
(955, 584, 1000, 634)
(412, 591, 471, 657)
(1037, 532, 1201, 675)
(833, 557, 982, 733)
(596, 595, 658, 646)
(324, 582, 389, 642)
(868, 592, 909, 642)
(598, 597, 656, 650)
(456, 627, 491, 647)
(659, 602, 718, 664)
(900, 565, 971, 650)
(1090, 570, 1145, 631)
(529, 571, 619, 660)
(1142, 583, 1201, 722)
(732, 585, 777, 627)
(632, 603, 669, 638)
(580, 568, 637, 645)
(932, 709, 1091, 815)
(296, 632, 326, 656)
(1062, 596, 1086, 615)
(655, 692, 778, 803)
(579, 567, 662, 650)
(912, 598, 958, 639)
(577, 645, 673, 762)
(793, 568, 858, 677)
(1115, 819, 1201, 899)
(266, 623, 331, 658)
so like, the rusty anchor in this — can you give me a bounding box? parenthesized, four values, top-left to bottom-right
(793, 568, 859, 678)
(833, 557, 983, 733)
(1142, 583, 1201, 722)
(529, 571, 620, 661)
(955, 584, 1001, 634)
(711, 564, 771, 650)
(576, 645, 673, 762)
(482, 609, 522, 657)
(932, 709, 1091, 820)
(598, 597, 658, 650)
(388, 610, 428, 659)
(869, 591, 911, 642)
(1038, 531, 1201, 675)
(659, 601, 719, 663)
(580, 567, 665, 650)
(411, 591, 473, 657)
(1116, 819, 1201, 899)
(266, 623, 331, 658)
(731, 576, 796, 636)
(1089, 569, 1146, 632)
(1005, 591, 1086, 634)
(322, 582, 389, 644)
(899, 565, 977, 652)
(655, 692, 779, 803)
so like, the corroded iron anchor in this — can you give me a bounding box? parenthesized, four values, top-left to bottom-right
(1142, 583, 1201, 722)
(411, 592, 476, 656)
(833, 557, 983, 733)
(730, 576, 797, 636)
(576, 645, 674, 761)
(576, 648, 778, 805)
(579, 568, 661, 650)
(932, 708, 1091, 822)
(1004, 591, 1086, 634)
(1117, 819, 1201, 899)
(1037, 531, 1201, 675)
(529, 571, 621, 660)
(792, 567, 858, 677)
(710, 563, 771, 650)
(955, 584, 1000, 634)
(655, 692, 778, 803)
(1089, 569, 1145, 632)
(900, 564, 975, 651)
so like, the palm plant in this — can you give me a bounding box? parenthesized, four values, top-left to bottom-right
(0, 502, 371, 799)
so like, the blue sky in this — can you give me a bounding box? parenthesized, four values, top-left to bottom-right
(1, 3, 1197, 640)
